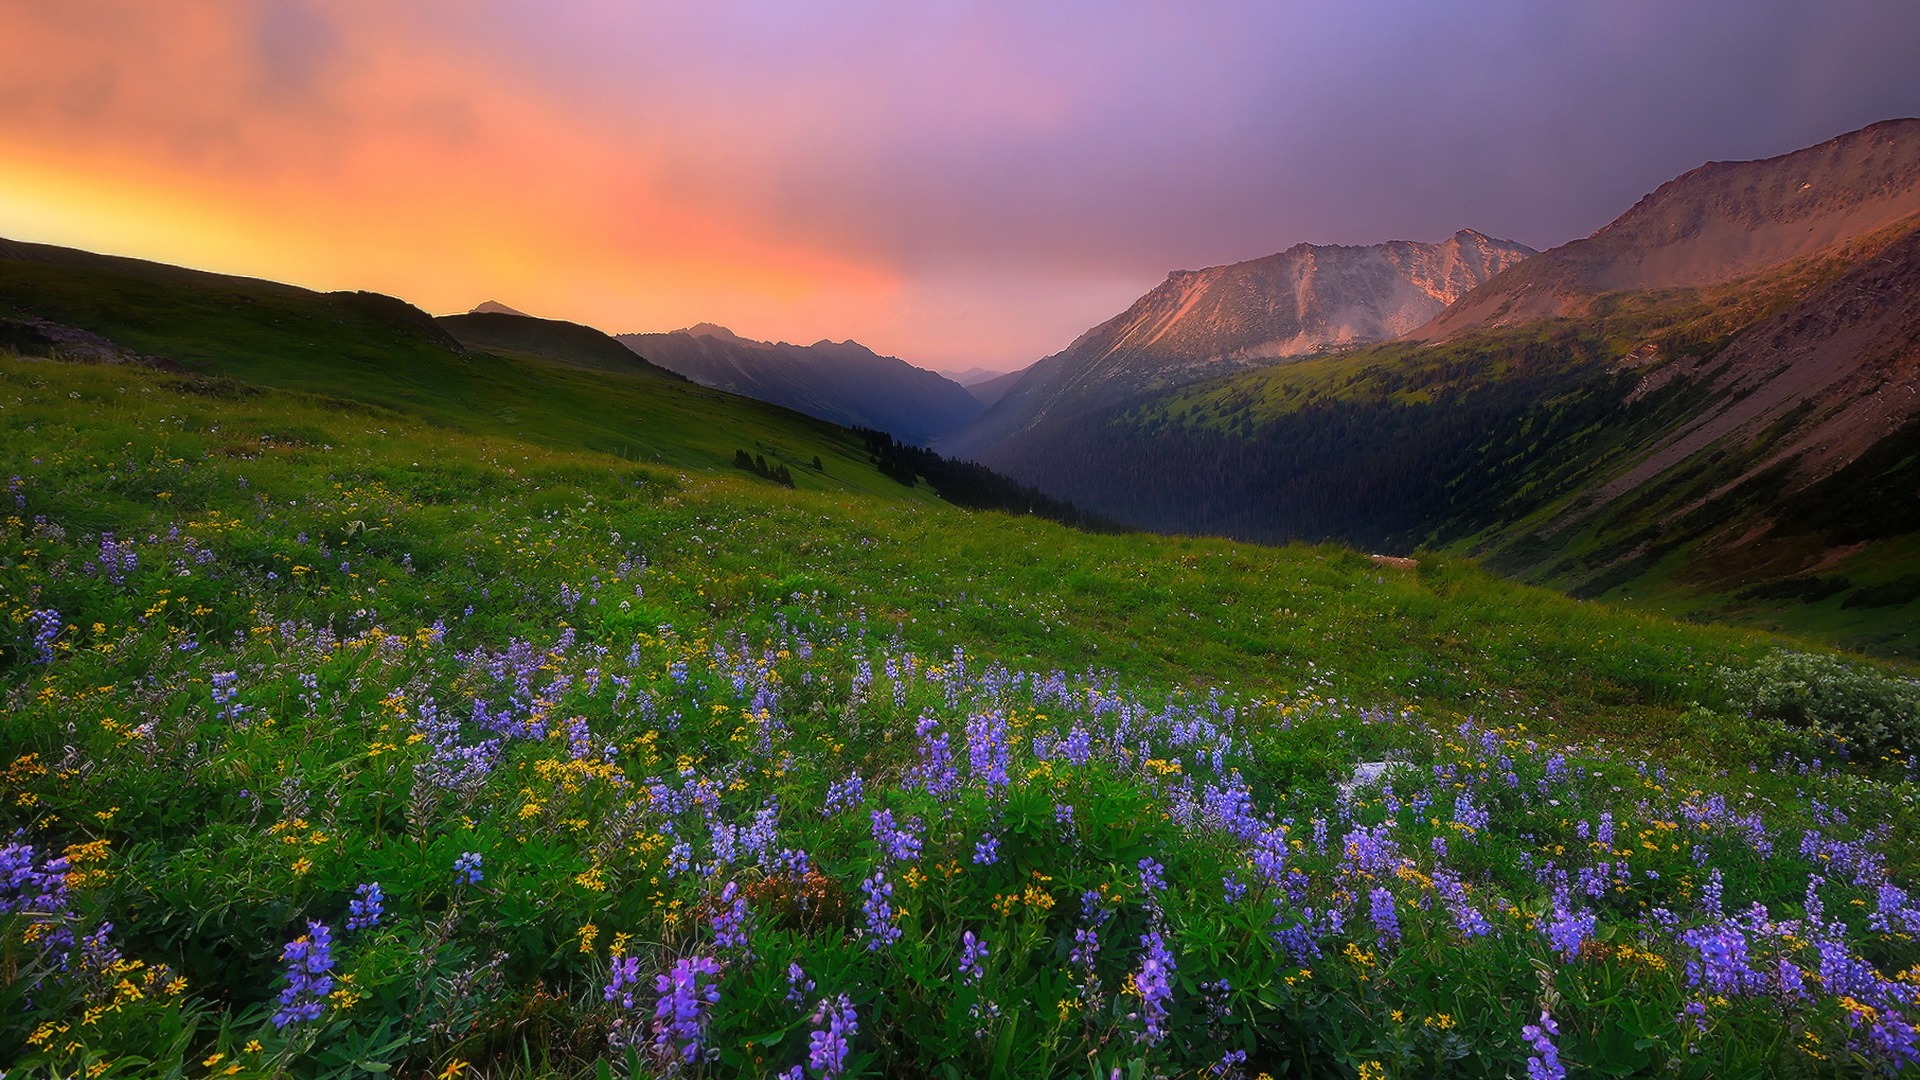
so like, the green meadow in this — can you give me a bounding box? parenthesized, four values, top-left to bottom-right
(3, 252, 1920, 1077)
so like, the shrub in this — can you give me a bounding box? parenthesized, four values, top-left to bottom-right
(1719, 649, 1920, 753)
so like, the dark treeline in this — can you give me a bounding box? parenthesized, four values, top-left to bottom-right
(850, 427, 1125, 533)
(732, 449, 795, 488)
(994, 358, 1679, 554)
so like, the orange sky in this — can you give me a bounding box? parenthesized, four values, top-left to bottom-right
(0, 3, 928, 354)
(2, 1, 1915, 371)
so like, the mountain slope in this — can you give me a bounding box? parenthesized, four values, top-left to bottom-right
(618, 324, 982, 444)
(995, 121, 1920, 654)
(941, 229, 1534, 460)
(0, 236, 950, 502)
(963, 366, 1026, 407)
(1417, 118, 1920, 339)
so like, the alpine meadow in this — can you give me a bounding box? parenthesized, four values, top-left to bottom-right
(5, 5, 1920, 1080)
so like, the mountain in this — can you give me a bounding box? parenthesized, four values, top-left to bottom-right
(975, 119, 1920, 654)
(939, 229, 1535, 460)
(941, 365, 1015, 386)
(470, 299, 531, 316)
(963, 367, 1026, 408)
(618, 324, 983, 444)
(1416, 119, 1920, 340)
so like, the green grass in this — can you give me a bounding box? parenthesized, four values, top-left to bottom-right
(6, 351, 1920, 1078)
(0, 240, 942, 502)
(7, 241, 1920, 1078)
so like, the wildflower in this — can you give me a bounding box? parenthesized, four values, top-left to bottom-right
(1369, 887, 1401, 947)
(859, 872, 901, 950)
(1521, 1010, 1565, 1080)
(453, 851, 484, 885)
(973, 833, 1000, 866)
(869, 809, 922, 863)
(965, 712, 1011, 790)
(958, 931, 989, 986)
(652, 954, 722, 1064)
(822, 773, 864, 816)
(712, 881, 753, 955)
(807, 993, 858, 1079)
(1680, 920, 1764, 996)
(1138, 857, 1167, 895)
(345, 882, 383, 932)
(27, 608, 60, 664)
(1222, 875, 1248, 904)
(210, 671, 246, 721)
(271, 921, 336, 1028)
(1542, 889, 1595, 961)
(786, 961, 815, 1006)
(1132, 929, 1176, 1046)
(605, 954, 644, 1010)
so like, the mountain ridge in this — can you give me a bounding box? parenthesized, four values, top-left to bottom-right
(1415, 118, 1920, 340)
(951, 119, 1920, 652)
(619, 326, 982, 444)
(941, 229, 1534, 460)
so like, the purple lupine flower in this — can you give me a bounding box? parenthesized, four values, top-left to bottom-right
(860, 872, 901, 950)
(1209, 1049, 1249, 1078)
(271, 921, 336, 1028)
(1700, 868, 1725, 921)
(1132, 929, 1176, 1046)
(965, 712, 1011, 790)
(1804, 874, 1826, 924)
(28, 608, 61, 664)
(870, 809, 922, 863)
(1680, 920, 1765, 996)
(1864, 1010, 1920, 1070)
(345, 882, 384, 932)
(1138, 857, 1167, 895)
(909, 721, 959, 799)
(652, 954, 722, 1064)
(973, 833, 999, 866)
(712, 881, 753, 954)
(453, 851, 484, 885)
(1542, 890, 1594, 961)
(606, 954, 645, 1010)
(1222, 875, 1248, 904)
(807, 994, 858, 1079)
(1071, 891, 1108, 972)
(98, 532, 138, 584)
(1776, 957, 1808, 1000)
(786, 961, 815, 1006)
(665, 841, 693, 878)
(1368, 887, 1401, 946)
(822, 773, 864, 816)
(958, 931, 988, 986)
(210, 670, 247, 721)
(1521, 1010, 1565, 1080)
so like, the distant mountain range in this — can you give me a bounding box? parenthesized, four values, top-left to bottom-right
(939, 229, 1535, 460)
(618, 324, 982, 445)
(943, 118, 1920, 652)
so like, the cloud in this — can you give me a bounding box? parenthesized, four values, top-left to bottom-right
(0, 0, 1916, 368)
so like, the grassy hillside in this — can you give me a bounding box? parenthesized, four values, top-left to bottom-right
(8, 342, 1920, 1077)
(436, 311, 679, 379)
(0, 238, 942, 504)
(1016, 242, 1920, 657)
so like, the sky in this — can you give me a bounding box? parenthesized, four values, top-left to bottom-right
(2, 2, 1917, 373)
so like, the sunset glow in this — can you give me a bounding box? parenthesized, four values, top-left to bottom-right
(2, 0, 1916, 369)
